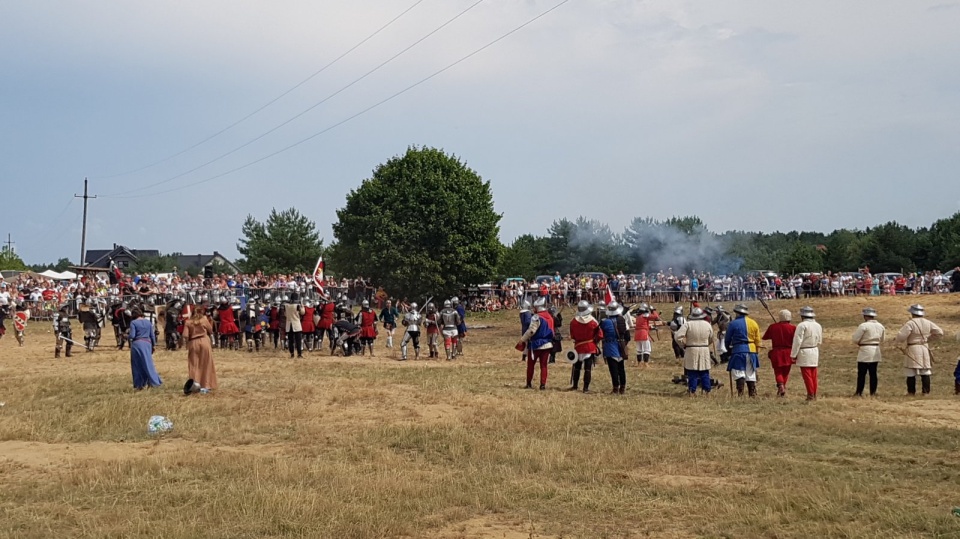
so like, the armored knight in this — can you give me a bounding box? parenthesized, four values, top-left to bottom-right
(439, 300, 462, 360)
(423, 302, 441, 358)
(78, 298, 104, 351)
(400, 302, 422, 360)
(53, 307, 73, 358)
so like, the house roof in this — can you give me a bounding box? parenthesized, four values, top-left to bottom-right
(175, 252, 238, 272)
(84, 244, 160, 267)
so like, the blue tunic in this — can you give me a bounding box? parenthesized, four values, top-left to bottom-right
(129, 318, 162, 389)
(599, 318, 621, 358)
(724, 317, 760, 372)
(456, 305, 467, 334)
(520, 311, 532, 336)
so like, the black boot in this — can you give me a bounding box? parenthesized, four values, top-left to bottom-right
(906, 377, 917, 396)
(921, 375, 931, 395)
(55, 347, 61, 358)
(736, 379, 745, 397)
(583, 367, 592, 393)
(955, 381, 960, 395)
(747, 381, 757, 398)
(568, 363, 582, 390)
(65, 343, 73, 358)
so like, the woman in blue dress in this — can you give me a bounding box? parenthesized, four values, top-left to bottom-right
(129, 308, 162, 390)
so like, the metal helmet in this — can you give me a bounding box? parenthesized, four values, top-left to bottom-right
(861, 307, 877, 318)
(451, 297, 459, 305)
(638, 303, 650, 313)
(674, 305, 684, 314)
(733, 304, 749, 315)
(410, 302, 418, 311)
(689, 307, 706, 320)
(715, 305, 725, 312)
(799, 306, 816, 319)
(908, 304, 925, 317)
(426, 302, 436, 313)
(443, 299, 452, 308)
(605, 301, 623, 317)
(304, 300, 313, 308)
(577, 300, 592, 313)
(533, 297, 547, 312)
(520, 300, 531, 312)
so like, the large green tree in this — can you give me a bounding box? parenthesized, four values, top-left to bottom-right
(0, 247, 28, 271)
(330, 146, 501, 299)
(237, 208, 324, 274)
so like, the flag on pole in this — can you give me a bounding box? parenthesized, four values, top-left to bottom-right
(312, 255, 325, 294)
(109, 259, 123, 285)
(604, 284, 615, 305)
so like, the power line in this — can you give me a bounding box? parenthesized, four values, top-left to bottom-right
(100, 0, 487, 198)
(101, 0, 572, 200)
(90, 0, 426, 180)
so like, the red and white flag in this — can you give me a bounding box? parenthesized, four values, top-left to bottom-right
(604, 284, 615, 305)
(312, 255, 325, 294)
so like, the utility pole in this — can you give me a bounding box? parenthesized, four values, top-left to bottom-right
(3, 233, 13, 253)
(75, 178, 97, 266)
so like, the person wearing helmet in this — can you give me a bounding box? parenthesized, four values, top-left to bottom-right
(676, 307, 715, 395)
(13, 302, 28, 347)
(240, 299, 263, 352)
(762, 310, 796, 398)
(896, 304, 943, 396)
(601, 302, 627, 394)
(453, 297, 467, 357)
(567, 300, 602, 393)
(548, 305, 564, 364)
(316, 294, 336, 352)
(300, 300, 316, 351)
(439, 300, 462, 360)
(283, 292, 305, 358)
(790, 306, 823, 401)
(355, 299, 378, 356)
(519, 301, 533, 362)
(519, 298, 554, 390)
(712, 305, 731, 364)
(724, 304, 761, 397)
(633, 303, 659, 367)
(852, 307, 884, 397)
(268, 300, 282, 349)
(53, 305, 74, 358)
(423, 302, 441, 358)
(379, 299, 400, 349)
(217, 297, 240, 350)
(400, 302, 422, 360)
(668, 306, 687, 362)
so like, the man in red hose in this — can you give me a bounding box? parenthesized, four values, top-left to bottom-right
(518, 298, 554, 390)
(762, 309, 796, 397)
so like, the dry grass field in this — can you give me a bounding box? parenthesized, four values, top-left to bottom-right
(2, 294, 960, 538)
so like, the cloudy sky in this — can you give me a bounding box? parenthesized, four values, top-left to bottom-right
(3, 0, 959, 265)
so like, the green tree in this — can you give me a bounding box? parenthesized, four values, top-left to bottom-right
(236, 208, 324, 274)
(132, 255, 180, 274)
(498, 235, 550, 280)
(330, 146, 501, 299)
(0, 247, 28, 271)
(781, 241, 823, 274)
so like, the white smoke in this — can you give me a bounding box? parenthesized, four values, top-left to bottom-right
(623, 217, 742, 274)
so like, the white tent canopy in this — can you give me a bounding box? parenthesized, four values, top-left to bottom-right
(39, 270, 77, 280)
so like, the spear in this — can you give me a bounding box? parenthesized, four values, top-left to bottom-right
(757, 295, 778, 324)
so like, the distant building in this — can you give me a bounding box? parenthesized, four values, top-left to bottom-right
(84, 244, 160, 269)
(174, 252, 239, 275)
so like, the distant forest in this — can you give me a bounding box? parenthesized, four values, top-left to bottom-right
(498, 212, 960, 278)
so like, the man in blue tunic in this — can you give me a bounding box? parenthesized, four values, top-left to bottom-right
(725, 304, 761, 397)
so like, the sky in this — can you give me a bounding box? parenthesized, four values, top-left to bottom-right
(2, 0, 959, 265)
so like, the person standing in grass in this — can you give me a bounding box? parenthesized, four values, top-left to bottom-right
(790, 306, 823, 401)
(762, 309, 796, 398)
(676, 307, 714, 396)
(851, 307, 884, 397)
(601, 302, 626, 394)
(896, 304, 943, 396)
(725, 304, 761, 397)
(129, 308, 162, 390)
(518, 298, 554, 390)
(568, 300, 602, 393)
(633, 304, 659, 367)
(182, 304, 218, 395)
(518, 300, 532, 362)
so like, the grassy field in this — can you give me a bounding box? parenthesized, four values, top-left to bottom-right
(2, 294, 960, 538)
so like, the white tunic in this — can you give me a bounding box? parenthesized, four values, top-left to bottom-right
(676, 319, 714, 371)
(790, 319, 823, 368)
(851, 320, 885, 363)
(895, 317, 943, 370)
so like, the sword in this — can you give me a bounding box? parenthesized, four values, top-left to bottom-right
(57, 335, 86, 347)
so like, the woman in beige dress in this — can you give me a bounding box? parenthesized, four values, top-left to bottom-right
(182, 306, 218, 395)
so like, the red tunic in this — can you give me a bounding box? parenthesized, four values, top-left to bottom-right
(762, 321, 796, 368)
(425, 312, 440, 334)
(269, 307, 280, 331)
(359, 310, 377, 339)
(218, 305, 240, 335)
(633, 312, 659, 341)
(569, 316, 602, 354)
(317, 303, 335, 330)
(301, 307, 316, 333)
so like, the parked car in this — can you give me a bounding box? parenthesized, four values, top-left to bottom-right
(533, 275, 554, 284)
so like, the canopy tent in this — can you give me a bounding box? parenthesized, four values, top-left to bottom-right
(39, 270, 78, 280)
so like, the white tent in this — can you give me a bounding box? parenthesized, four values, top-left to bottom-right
(39, 270, 77, 280)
